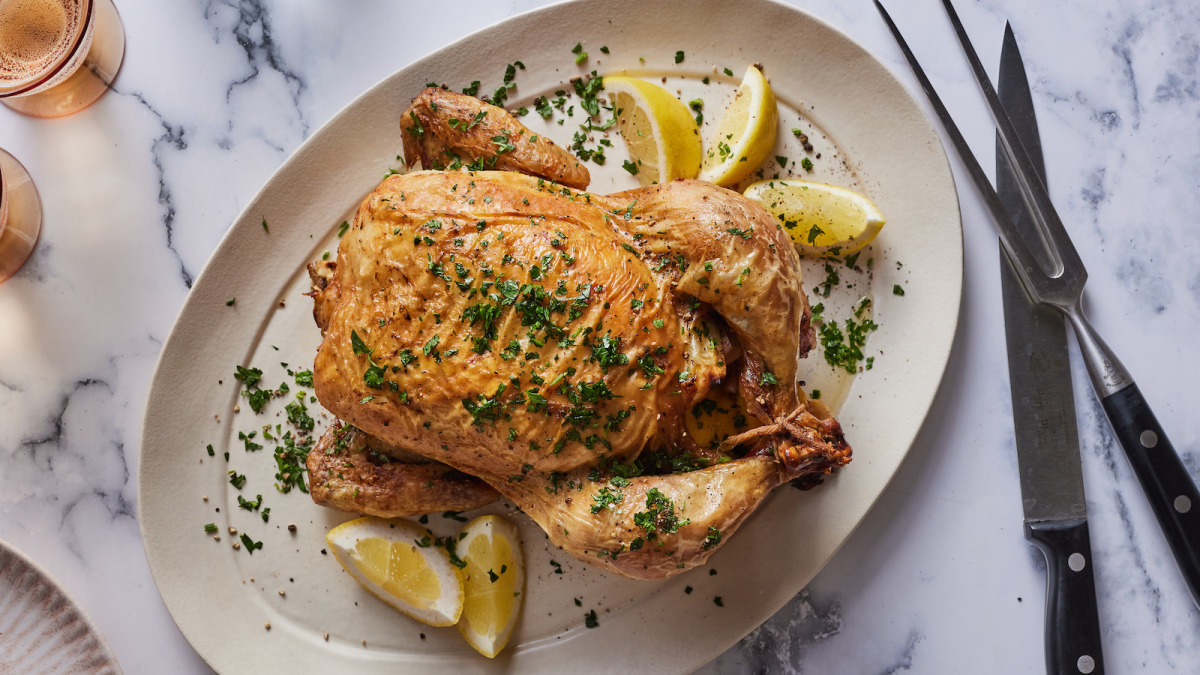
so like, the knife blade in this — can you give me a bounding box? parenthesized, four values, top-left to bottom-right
(997, 23, 1105, 675)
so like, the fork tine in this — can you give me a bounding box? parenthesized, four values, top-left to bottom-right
(939, 0, 1086, 280)
(873, 0, 1051, 299)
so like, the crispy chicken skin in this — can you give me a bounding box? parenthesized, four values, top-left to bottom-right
(308, 259, 499, 516)
(401, 87, 590, 189)
(310, 162, 850, 578)
(307, 423, 498, 517)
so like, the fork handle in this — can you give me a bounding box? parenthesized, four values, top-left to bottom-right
(1065, 304, 1200, 606)
(1101, 383, 1200, 606)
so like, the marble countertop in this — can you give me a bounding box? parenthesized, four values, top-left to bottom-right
(2, 0, 1198, 672)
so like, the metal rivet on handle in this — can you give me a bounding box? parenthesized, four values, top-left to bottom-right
(1068, 553, 1086, 572)
(1140, 430, 1158, 448)
(1176, 495, 1192, 514)
(1077, 655, 1095, 674)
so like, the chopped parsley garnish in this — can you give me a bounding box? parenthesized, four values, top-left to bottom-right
(228, 470, 246, 489)
(584, 609, 599, 628)
(234, 365, 263, 388)
(814, 263, 840, 297)
(589, 335, 629, 369)
(633, 488, 688, 534)
(801, 157, 814, 172)
(238, 430, 262, 452)
(273, 430, 310, 494)
(819, 315, 879, 374)
(893, 284, 905, 296)
(703, 526, 722, 550)
(285, 398, 315, 431)
(350, 330, 372, 355)
(637, 355, 664, 378)
(462, 384, 506, 427)
(462, 302, 503, 352)
(363, 360, 387, 389)
(674, 50, 685, 63)
(244, 388, 270, 413)
(407, 111, 424, 137)
(240, 533, 263, 555)
(526, 389, 548, 413)
(337, 220, 350, 237)
(423, 334, 441, 356)
(503, 60, 524, 83)
(759, 371, 779, 386)
(621, 199, 637, 220)
(590, 486, 624, 513)
(726, 227, 753, 239)
(204, 523, 218, 534)
(492, 130, 517, 155)
(622, 159, 639, 175)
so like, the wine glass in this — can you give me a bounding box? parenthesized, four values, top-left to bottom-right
(0, 149, 42, 282)
(0, 0, 125, 118)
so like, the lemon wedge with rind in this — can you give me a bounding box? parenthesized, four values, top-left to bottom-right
(743, 179, 886, 257)
(604, 75, 702, 186)
(327, 516, 464, 627)
(456, 515, 525, 658)
(699, 65, 778, 187)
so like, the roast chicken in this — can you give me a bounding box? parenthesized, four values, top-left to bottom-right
(306, 88, 850, 579)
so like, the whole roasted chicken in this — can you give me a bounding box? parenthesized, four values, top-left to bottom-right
(307, 88, 850, 579)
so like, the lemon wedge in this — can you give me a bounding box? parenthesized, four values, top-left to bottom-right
(699, 65, 778, 187)
(456, 515, 525, 658)
(743, 179, 886, 257)
(326, 516, 464, 627)
(603, 75, 702, 185)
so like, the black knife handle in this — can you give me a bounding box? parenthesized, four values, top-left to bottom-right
(1101, 383, 1200, 604)
(1026, 518, 1105, 675)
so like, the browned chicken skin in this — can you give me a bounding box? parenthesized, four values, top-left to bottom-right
(306, 423, 498, 517)
(307, 90, 849, 579)
(401, 87, 590, 189)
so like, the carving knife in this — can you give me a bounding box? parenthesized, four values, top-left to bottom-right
(997, 24, 1104, 675)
